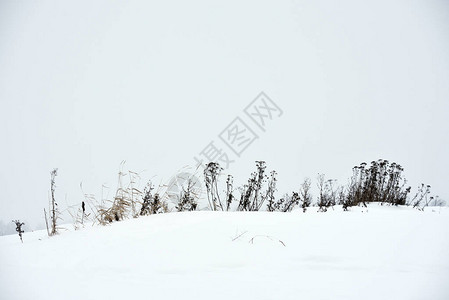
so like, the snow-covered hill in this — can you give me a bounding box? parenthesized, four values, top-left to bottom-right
(1, 205, 448, 300)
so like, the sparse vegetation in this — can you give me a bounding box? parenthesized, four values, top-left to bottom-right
(32, 158, 442, 236)
(82, 163, 144, 225)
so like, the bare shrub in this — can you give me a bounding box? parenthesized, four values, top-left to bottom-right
(410, 183, 434, 211)
(238, 161, 272, 211)
(271, 192, 299, 212)
(140, 182, 168, 215)
(429, 195, 445, 207)
(299, 177, 312, 212)
(176, 178, 198, 211)
(344, 160, 411, 209)
(316, 174, 337, 212)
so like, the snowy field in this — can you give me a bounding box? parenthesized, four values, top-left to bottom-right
(1, 205, 448, 300)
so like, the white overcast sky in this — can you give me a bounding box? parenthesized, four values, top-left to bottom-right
(1, 0, 448, 227)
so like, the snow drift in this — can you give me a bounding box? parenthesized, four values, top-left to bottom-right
(1, 205, 448, 300)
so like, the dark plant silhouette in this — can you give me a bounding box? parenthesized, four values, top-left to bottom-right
(265, 170, 278, 212)
(140, 182, 168, 215)
(299, 178, 312, 212)
(225, 175, 235, 211)
(238, 161, 271, 211)
(12, 220, 24, 243)
(409, 183, 434, 210)
(272, 192, 300, 212)
(345, 160, 411, 209)
(204, 162, 224, 211)
(176, 178, 198, 212)
(430, 195, 445, 207)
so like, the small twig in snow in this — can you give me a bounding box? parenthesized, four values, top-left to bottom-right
(232, 231, 248, 241)
(248, 235, 286, 247)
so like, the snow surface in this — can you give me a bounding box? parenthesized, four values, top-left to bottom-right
(1, 205, 449, 300)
